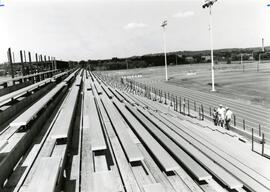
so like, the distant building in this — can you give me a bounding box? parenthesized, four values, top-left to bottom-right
(0, 69, 6, 76)
(236, 53, 254, 61)
(201, 55, 211, 61)
(185, 56, 194, 62)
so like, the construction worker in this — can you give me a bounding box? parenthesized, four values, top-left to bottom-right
(212, 108, 218, 126)
(225, 107, 233, 130)
(217, 104, 225, 127)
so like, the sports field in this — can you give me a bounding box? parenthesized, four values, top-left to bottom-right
(107, 62, 270, 108)
(102, 62, 270, 140)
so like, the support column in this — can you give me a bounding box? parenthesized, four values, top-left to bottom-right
(7, 48, 15, 78)
(20, 50, 25, 76)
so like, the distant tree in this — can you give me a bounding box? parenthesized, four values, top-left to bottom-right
(79, 60, 87, 68)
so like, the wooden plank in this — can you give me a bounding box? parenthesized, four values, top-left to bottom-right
(63, 70, 79, 83)
(22, 144, 40, 167)
(0, 140, 8, 151)
(0, 133, 25, 153)
(165, 174, 193, 192)
(139, 108, 211, 181)
(156, 113, 246, 190)
(0, 105, 11, 111)
(0, 69, 58, 85)
(132, 165, 153, 188)
(27, 157, 61, 192)
(50, 85, 79, 139)
(124, 104, 179, 172)
(137, 144, 176, 192)
(92, 171, 118, 192)
(51, 144, 67, 159)
(143, 183, 166, 192)
(53, 71, 68, 80)
(84, 78, 92, 90)
(10, 82, 65, 127)
(109, 87, 124, 102)
(119, 91, 136, 106)
(138, 136, 199, 192)
(75, 76, 82, 86)
(127, 128, 141, 144)
(101, 84, 114, 99)
(94, 155, 108, 172)
(101, 96, 144, 162)
(202, 178, 229, 192)
(94, 81, 103, 94)
(84, 93, 106, 151)
(0, 78, 52, 107)
(81, 126, 94, 192)
(98, 100, 141, 192)
(177, 118, 270, 191)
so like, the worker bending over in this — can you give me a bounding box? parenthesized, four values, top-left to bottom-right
(212, 108, 218, 126)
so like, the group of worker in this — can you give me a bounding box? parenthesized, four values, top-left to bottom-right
(213, 104, 233, 130)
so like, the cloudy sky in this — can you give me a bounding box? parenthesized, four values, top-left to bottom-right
(1, 0, 269, 62)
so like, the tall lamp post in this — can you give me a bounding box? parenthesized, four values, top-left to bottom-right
(203, 0, 217, 92)
(161, 20, 168, 81)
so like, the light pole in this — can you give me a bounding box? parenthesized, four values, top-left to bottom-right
(241, 53, 245, 72)
(203, 0, 217, 92)
(161, 20, 168, 81)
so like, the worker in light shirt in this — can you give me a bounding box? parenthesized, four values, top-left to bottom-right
(225, 107, 233, 130)
(217, 104, 225, 127)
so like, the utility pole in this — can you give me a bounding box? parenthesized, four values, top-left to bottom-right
(240, 53, 243, 65)
(161, 20, 168, 81)
(203, 0, 217, 92)
(258, 38, 265, 72)
(241, 53, 244, 72)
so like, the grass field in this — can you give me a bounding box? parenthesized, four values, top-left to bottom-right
(106, 62, 270, 108)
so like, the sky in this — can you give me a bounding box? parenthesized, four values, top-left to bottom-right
(1, 0, 270, 62)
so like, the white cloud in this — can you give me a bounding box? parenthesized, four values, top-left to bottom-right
(124, 22, 148, 29)
(172, 11, 194, 18)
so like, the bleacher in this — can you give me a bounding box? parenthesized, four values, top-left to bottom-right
(0, 69, 269, 192)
